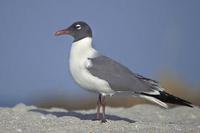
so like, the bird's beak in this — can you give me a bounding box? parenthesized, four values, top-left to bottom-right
(54, 28, 71, 36)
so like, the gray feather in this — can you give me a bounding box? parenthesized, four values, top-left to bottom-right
(87, 55, 159, 93)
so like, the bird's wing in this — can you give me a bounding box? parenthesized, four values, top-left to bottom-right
(86, 55, 162, 93)
(87, 55, 193, 108)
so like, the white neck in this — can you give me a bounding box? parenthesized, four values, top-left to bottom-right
(71, 37, 93, 55)
(70, 37, 97, 64)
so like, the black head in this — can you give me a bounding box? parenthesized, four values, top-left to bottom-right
(55, 21, 92, 42)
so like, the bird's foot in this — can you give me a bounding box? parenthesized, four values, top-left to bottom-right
(101, 119, 107, 123)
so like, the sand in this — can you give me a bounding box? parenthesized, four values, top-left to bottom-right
(0, 103, 200, 133)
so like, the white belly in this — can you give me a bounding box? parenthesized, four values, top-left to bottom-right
(69, 37, 114, 95)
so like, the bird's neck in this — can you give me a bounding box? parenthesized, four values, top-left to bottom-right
(70, 37, 95, 59)
(72, 37, 93, 49)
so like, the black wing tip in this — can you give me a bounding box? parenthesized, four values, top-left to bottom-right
(161, 91, 193, 108)
(141, 91, 194, 108)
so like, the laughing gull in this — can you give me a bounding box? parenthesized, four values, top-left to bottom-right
(55, 21, 193, 122)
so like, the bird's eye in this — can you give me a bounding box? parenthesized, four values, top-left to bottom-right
(75, 24, 81, 30)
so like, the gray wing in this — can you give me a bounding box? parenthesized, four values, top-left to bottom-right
(87, 55, 160, 93)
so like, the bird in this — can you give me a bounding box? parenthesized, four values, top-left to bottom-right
(54, 21, 193, 123)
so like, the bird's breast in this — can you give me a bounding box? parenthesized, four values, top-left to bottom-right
(68, 38, 115, 95)
(69, 51, 102, 92)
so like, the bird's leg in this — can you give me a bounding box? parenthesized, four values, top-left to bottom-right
(101, 95, 107, 123)
(96, 94, 101, 120)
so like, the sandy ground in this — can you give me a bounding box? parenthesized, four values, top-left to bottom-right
(0, 103, 200, 133)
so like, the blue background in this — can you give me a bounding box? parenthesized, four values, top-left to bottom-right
(0, 0, 199, 107)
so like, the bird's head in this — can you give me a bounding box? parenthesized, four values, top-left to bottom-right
(54, 21, 92, 42)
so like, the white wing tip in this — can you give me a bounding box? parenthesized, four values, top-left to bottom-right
(139, 95, 168, 108)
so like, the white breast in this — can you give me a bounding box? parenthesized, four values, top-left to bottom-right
(69, 37, 114, 95)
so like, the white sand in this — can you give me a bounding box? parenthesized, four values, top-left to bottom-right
(0, 103, 200, 133)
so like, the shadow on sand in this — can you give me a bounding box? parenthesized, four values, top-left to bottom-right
(29, 109, 135, 123)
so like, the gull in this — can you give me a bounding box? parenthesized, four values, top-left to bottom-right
(55, 21, 193, 122)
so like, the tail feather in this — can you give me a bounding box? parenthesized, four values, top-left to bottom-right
(140, 91, 193, 108)
(139, 94, 168, 108)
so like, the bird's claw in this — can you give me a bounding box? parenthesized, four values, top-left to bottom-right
(101, 119, 107, 123)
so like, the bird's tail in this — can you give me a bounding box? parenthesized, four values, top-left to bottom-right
(139, 91, 193, 108)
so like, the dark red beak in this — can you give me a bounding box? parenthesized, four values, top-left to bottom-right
(54, 28, 71, 36)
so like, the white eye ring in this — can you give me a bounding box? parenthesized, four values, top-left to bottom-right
(75, 24, 81, 30)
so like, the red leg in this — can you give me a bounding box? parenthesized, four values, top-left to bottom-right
(101, 95, 107, 123)
(93, 94, 101, 121)
(96, 94, 101, 120)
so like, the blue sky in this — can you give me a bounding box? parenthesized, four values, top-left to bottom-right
(0, 0, 200, 106)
